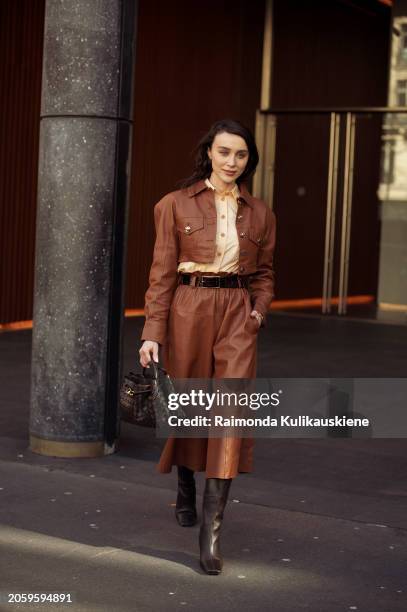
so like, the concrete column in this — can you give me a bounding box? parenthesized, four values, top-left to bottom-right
(29, 0, 137, 457)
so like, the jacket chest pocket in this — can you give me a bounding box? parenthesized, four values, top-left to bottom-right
(176, 216, 204, 235)
(176, 216, 205, 253)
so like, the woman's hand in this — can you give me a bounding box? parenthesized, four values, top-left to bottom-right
(139, 340, 159, 367)
(250, 310, 263, 329)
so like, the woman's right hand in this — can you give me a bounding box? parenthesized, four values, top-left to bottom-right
(139, 340, 159, 367)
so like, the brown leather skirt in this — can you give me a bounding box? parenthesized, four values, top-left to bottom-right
(157, 281, 258, 479)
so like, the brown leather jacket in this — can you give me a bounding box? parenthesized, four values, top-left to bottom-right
(141, 178, 276, 345)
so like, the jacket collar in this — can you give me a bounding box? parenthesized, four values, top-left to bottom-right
(186, 178, 254, 208)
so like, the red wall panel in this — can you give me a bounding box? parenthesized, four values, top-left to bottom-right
(0, 1, 45, 324)
(125, 0, 265, 310)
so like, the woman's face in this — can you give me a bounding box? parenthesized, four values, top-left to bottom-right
(207, 132, 249, 188)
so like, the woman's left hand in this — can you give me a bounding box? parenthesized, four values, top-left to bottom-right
(250, 310, 263, 329)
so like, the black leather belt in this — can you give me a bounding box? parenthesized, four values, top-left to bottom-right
(179, 273, 249, 288)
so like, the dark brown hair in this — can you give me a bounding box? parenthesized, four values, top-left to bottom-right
(177, 118, 259, 189)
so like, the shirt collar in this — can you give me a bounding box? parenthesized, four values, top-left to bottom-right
(204, 177, 240, 200)
(185, 178, 254, 208)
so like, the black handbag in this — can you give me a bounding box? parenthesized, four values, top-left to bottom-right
(120, 361, 179, 428)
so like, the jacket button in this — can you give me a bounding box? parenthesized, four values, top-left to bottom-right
(239, 265, 245, 272)
(239, 231, 245, 237)
(237, 214, 243, 220)
(185, 225, 191, 233)
(257, 237, 261, 243)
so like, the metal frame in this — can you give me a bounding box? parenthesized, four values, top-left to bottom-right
(260, 0, 273, 111)
(253, 0, 274, 201)
(338, 113, 356, 314)
(322, 112, 340, 313)
(253, 112, 277, 209)
(253, 110, 266, 198)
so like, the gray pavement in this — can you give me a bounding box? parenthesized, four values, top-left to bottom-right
(1, 316, 407, 611)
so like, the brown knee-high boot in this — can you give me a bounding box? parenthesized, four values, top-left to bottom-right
(199, 477, 232, 575)
(175, 465, 197, 527)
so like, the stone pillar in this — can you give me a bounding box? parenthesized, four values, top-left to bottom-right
(29, 0, 137, 457)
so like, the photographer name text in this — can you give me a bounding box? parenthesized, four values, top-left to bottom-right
(167, 415, 370, 428)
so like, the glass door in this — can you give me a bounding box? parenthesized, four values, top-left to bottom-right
(254, 108, 407, 324)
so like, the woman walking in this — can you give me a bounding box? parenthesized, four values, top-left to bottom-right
(139, 118, 276, 575)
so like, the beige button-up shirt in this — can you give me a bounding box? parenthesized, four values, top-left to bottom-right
(177, 177, 240, 274)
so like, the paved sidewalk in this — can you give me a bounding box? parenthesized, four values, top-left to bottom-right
(0, 429, 406, 612)
(1, 316, 407, 611)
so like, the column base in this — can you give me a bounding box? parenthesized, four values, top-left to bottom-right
(29, 435, 116, 457)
